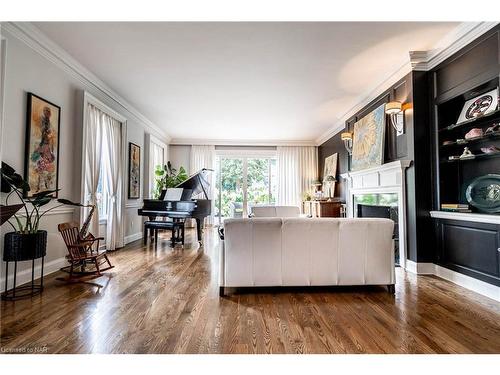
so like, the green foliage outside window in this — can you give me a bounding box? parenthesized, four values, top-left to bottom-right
(215, 157, 276, 218)
(153, 161, 188, 199)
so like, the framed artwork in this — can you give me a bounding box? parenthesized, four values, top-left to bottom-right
(457, 88, 498, 124)
(24, 93, 61, 197)
(351, 103, 386, 171)
(323, 153, 338, 197)
(128, 142, 141, 199)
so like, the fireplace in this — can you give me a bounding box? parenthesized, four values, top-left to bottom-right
(356, 196, 400, 265)
(341, 160, 411, 269)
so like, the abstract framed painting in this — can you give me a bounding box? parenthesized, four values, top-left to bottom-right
(24, 93, 61, 198)
(128, 142, 141, 199)
(323, 153, 338, 196)
(351, 103, 386, 171)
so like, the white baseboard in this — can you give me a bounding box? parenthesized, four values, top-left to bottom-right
(0, 256, 67, 292)
(124, 232, 142, 245)
(405, 260, 435, 275)
(434, 265, 500, 302)
(406, 260, 500, 301)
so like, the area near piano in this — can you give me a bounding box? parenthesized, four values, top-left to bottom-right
(1, 20, 499, 355)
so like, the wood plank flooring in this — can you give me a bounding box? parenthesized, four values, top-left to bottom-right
(1, 228, 500, 354)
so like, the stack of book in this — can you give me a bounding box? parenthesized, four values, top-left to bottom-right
(440, 203, 471, 213)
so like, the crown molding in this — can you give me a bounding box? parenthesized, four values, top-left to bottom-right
(411, 22, 499, 71)
(170, 138, 317, 147)
(315, 21, 499, 146)
(1, 22, 171, 143)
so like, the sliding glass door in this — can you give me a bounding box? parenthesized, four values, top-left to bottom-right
(215, 153, 276, 224)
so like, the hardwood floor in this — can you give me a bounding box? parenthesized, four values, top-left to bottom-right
(1, 228, 500, 354)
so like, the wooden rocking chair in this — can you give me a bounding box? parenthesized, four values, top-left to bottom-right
(58, 222, 114, 281)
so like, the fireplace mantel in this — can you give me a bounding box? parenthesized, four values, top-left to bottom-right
(341, 160, 412, 268)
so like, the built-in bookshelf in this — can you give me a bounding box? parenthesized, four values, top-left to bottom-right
(430, 26, 500, 287)
(434, 76, 500, 215)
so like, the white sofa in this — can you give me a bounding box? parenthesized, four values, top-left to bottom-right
(219, 217, 395, 295)
(249, 205, 301, 217)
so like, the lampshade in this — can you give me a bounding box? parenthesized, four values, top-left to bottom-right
(311, 179, 323, 186)
(385, 101, 402, 115)
(341, 132, 352, 141)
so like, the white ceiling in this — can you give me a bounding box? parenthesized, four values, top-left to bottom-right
(34, 22, 461, 143)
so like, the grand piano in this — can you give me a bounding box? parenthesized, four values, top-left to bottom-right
(138, 168, 213, 244)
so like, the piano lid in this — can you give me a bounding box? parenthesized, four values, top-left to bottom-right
(159, 168, 213, 200)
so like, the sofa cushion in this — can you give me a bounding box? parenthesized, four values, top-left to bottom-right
(251, 205, 300, 217)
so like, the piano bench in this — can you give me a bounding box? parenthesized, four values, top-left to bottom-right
(143, 221, 185, 248)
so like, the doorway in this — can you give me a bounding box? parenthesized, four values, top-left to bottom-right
(215, 152, 277, 224)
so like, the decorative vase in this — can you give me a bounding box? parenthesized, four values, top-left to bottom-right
(3, 230, 47, 262)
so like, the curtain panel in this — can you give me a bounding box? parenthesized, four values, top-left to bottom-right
(83, 104, 103, 237)
(83, 102, 124, 250)
(190, 145, 216, 226)
(277, 146, 318, 207)
(102, 116, 124, 250)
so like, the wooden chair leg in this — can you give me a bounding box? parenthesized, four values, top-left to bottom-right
(181, 225, 185, 246)
(95, 258, 101, 276)
(154, 229, 158, 249)
(143, 226, 148, 245)
(105, 254, 112, 268)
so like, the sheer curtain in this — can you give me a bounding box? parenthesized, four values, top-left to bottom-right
(277, 146, 318, 207)
(83, 101, 124, 250)
(83, 104, 103, 237)
(102, 116, 124, 250)
(190, 145, 216, 225)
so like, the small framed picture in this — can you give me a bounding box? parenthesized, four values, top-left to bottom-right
(24, 93, 61, 197)
(457, 88, 498, 124)
(128, 142, 141, 199)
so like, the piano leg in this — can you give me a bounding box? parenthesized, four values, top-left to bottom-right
(195, 218, 203, 245)
(143, 225, 148, 245)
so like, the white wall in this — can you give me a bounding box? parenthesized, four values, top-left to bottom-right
(169, 145, 191, 173)
(0, 27, 169, 289)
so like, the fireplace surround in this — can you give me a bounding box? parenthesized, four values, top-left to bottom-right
(341, 160, 411, 268)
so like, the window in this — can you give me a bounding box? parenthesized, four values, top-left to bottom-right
(150, 142, 164, 198)
(215, 152, 277, 223)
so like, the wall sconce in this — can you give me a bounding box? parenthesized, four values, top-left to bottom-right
(385, 101, 405, 136)
(341, 132, 353, 155)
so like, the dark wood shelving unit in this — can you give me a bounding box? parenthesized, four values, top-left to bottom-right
(434, 75, 500, 208)
(440, 151, 500, 164)
(440, 131, 500, 148)
(438, 107, 500, 132)
(429, 25, 500, 287)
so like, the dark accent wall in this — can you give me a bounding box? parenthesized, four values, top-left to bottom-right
(318, 71, 433, 263)
(318, 132, 349, 199)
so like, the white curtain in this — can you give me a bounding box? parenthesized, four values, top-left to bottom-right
(277, 146, 318, 207)
(83, 104, 103, 237)
(190, 145, 216, 226)
(102, 115, 124, 250)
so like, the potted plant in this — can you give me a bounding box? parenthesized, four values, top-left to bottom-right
(152, 161, 188, 199)
(1, 161, 83, 262)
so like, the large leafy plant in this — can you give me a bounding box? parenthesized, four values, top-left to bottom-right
(1, 161, 84, 234)
(153, 161, 188, 199)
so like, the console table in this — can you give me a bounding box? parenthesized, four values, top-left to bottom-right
(302, 200, 342, 218)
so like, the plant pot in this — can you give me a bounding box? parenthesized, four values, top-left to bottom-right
(3, 230, 47, 262)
